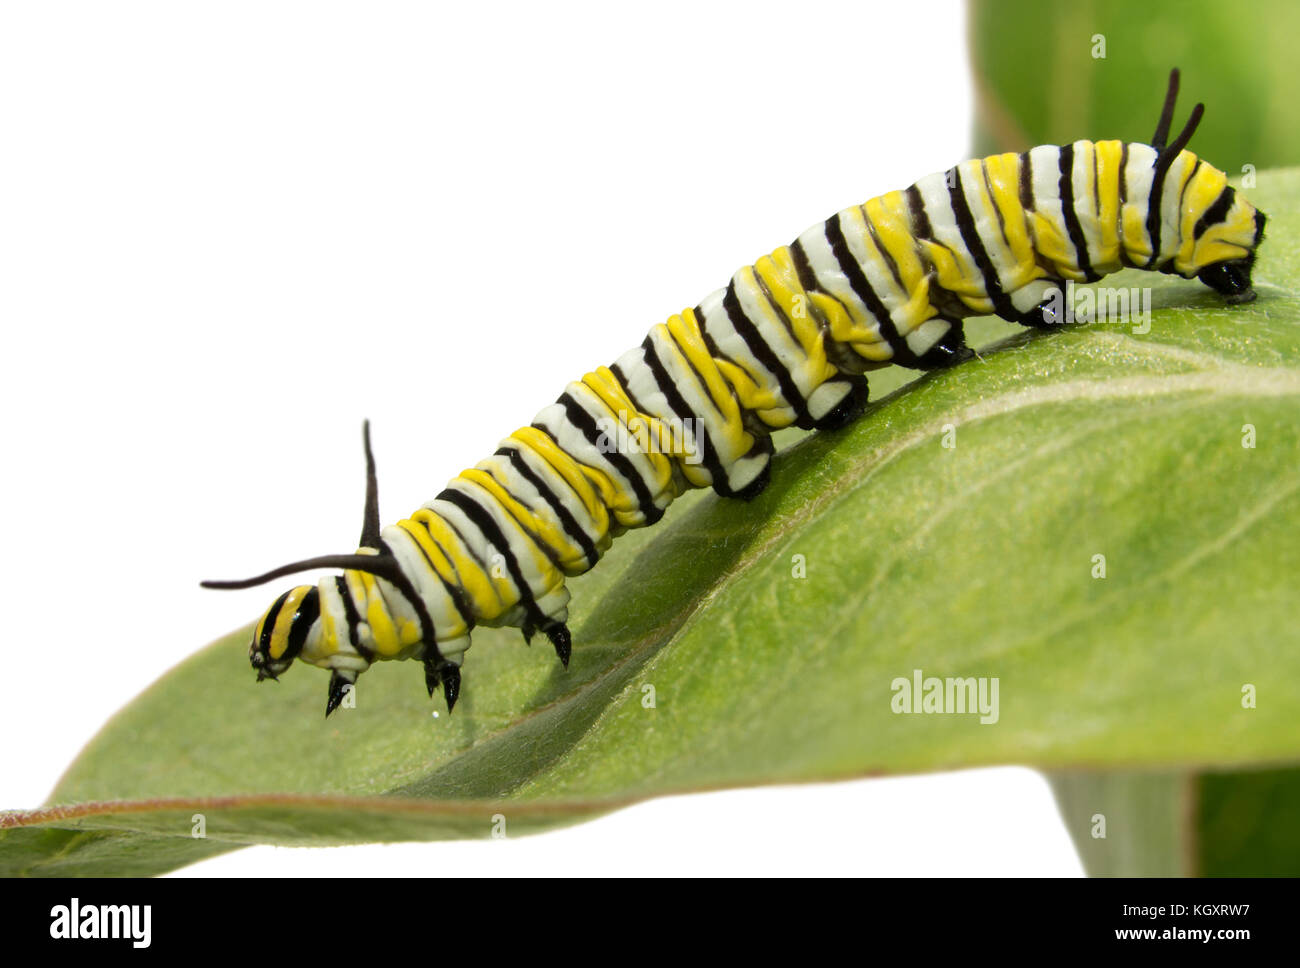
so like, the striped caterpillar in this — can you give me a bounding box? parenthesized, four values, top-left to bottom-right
(205, 70, 1266, 716)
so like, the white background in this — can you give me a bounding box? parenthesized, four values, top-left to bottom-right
(0, 0, 1083, 876)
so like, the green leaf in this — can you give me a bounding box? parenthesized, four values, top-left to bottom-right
(1051, 767, 1300, 876)
(969, 0, 1300, 172)
(4, 170, 1298, 878)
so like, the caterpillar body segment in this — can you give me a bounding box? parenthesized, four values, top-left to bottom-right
(205, 70, 1266, 716)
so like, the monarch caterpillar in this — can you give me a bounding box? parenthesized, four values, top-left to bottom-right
(205, 69, 1265, 717)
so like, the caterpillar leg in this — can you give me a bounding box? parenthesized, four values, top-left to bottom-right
(514, 582, 574, 669)
(897, 318, 973, 370)
(808, 374, 871, 431)
(325, 669, 357, 718)
(711, 432, 775, 501)
(544, 621, 572, 667)
(1005, 279, 1067, 329)
(706, 376, 867, 505)
(731, 460, 772, 501)
(423, 656, 463, 713)
(521, 616, 573, 667)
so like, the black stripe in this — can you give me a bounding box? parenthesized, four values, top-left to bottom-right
(824, 213, 904, 353)
(334, 575, 375, 662)
(751, 262, 799, 343)
(376, 538, 440, 649)
(1194, 185, 1235, 240)
(907, 185, 933, 239)
(554, 393, 664, 525)
(437, 487, 546, 625)
(421, 500, 502, 627)
(980, 161, 1011, 251)
(258, 589, 292, 656)
(1145, 149, 1173, 268)
(1019, 152, 1034, 211)
(1119, 142, 1137, 267)
(789, 238, 821, 295)
(791, 237, 861, 371)
(635, 336, 734, 494)
(496, 445, 599, 569)
(399, 522, 475, 628)
(283, 587, 319, 662)
(1118, 142, 1129, 206)
(947, 166, 1018, 317)
(470, 473, 566, 571)
(721, 278, 813, 427)
(694, 303, 738, 369)
(1176, 159, 1203, 246)
(1091, 145, 1102, 219)
(1057, 145, 1097, 282)
(862, 208, 908, 292)
(638, 325, 747, 435)
(436, 491, 499, 577)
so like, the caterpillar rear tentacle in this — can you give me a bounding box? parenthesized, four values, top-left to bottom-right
(204, 68, 1266, 718)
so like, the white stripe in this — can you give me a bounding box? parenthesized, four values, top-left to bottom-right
(1122, 142, 1158, 260)
(842, 203, 917, 330)
(697, 287, 799, 426)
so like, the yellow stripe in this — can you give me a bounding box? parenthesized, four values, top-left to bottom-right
(267, 585, 310, 660)
(666, 310, 743, 428)
(408, 507, 502, 613)
(461, 468, 567, 582)
(1121, 202, 1151, 265)
(861, 194, 942, 331)
(806, 210, 889, 350)
(356, 571, 404, 656)
(581, 367, 679, 472)
(582, 366, 645, 438)
(1162, 151, 1198, 267)
(731, 264, 809, 392)
(618, 330, 703, 464)
(1092, 140, 1124, 269)
(712, 355, 782, 415)
(509, 426, 612, 533)
(955, 159, 1012, 314)
(753, 247, 835, 383)
(984, 152, 1038, 286)
(1070, 141, 1099, 271)
(664, 311, 752, 456)
(1121, 144, 1154, 265)
(431, 485, 528, 607)
(393, 520, 471, 638)
(1180, 156, 1228, 267)
(692, 291, 784, 418)
(1032, 206, 1085, 281)
(317, 588, 341, 658)
(571, 382, 672, 516)
(863, 193, 930, 294)
(397, 518, 461, 592)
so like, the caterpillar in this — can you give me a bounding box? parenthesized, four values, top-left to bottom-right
(205, 69, 1265, 717)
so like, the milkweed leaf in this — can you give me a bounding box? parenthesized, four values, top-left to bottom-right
(4, 170, 1298, 877)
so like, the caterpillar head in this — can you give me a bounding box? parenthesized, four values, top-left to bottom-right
(249, 585, 320, 681)
(1147, 68, 1266, 304)
(1191, 198, 1265, 305)
(204, 421, 403, 712)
